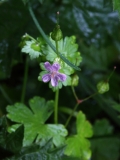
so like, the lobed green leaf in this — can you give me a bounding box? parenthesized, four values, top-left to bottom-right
(7, 96, 68, 147)
(65, 111, 93, 159)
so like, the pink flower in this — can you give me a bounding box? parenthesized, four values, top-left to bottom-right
(42, 62, 67, 87)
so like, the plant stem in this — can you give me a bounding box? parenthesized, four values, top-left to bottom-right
(82, 92, 98, 102)
(54, 40, 59, 124)
(107, 66, 116, 81)
(27, 34, 37, 42)
(65, 103, 79, 127)
(21, 56, 29, 103)
(55, 40, 59, 56)
(65, 91, 98, 127)
(71, 86, 79, 102)
(28, 5, 54, 49)
(59, 107, 77, 117)
(54, 89, 59, 124)
(0, 85, 12, 104)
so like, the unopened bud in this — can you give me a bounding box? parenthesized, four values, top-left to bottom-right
(97, 81, 109, 94)
(22, 33, 29, 40)
(19, 33, 29, 48)
(71, 74, 79, 86)
(51, 24, 63, 41)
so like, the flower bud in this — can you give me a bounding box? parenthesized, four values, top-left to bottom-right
(71, 74, 79, 86)
(31, 43, 41, 51)
(51, 24, 63, 41)
(21, 33, 29, 40)
(19, 34, 29, 48)
(97, 81, 109, 94)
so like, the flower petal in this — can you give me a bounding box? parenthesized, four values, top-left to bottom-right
(44, 62, 52, 71)
(42, 74, 51, 82)
(51, 76, 59, 87)
(52, 63, 60, 72)
(56, 73, 67, 82)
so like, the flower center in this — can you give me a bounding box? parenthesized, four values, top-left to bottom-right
(51, 71, 57, 78)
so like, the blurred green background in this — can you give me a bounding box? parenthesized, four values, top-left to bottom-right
(0, 0, 120, 159)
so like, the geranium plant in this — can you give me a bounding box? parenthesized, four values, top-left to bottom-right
(0, 0, 119, 159)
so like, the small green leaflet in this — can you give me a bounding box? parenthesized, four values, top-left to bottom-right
(7, 96, 68, 147)
(113, 0, 120, 18)
(21, 40, 42, 59)
(65, 111, 93, 160)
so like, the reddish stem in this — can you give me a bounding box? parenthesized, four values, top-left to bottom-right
(77, 99, 83, 104)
